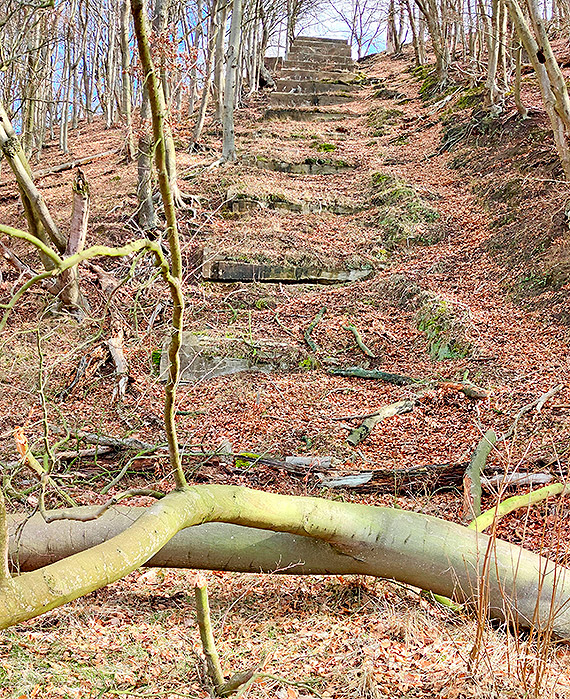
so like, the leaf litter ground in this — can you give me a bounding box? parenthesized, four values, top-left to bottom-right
(1, 48, 570, 698)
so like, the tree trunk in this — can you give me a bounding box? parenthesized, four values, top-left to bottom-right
(221, 0, 243, 163)
(504, 0, 570, 177)
(136, 91, 157, 233)
(120, 0, 136, 161)
(4, 484, 570, 639)
(56, 170, 90, 312)
(214, 1, 228, 121)
(193, 0, 220, 145)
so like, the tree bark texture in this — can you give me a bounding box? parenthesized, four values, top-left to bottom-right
(4, 484, 570, 639)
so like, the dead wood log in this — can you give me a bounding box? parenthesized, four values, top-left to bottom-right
(328, 366, 417, 385)
(0, 239, 33, 275)
(328, 366, 489, 398)
(346, 400, 414, 446)
(320, 462, 471, 493)
(56, 169, 90, 313)
(33, 149, 118, 179)
(504, 383, 565, 439)
(55, 446, 115, 461)
(106, 329, 129, 402)
(85, 262, 121, 295)
(463, 430, 497, 521)
(482, 472, 553, 488)
(304, 307, 326, 352)
(344, 323, 375, 358)
(48, 424, 164, 454)
(442, 381, 491, 400)
(233, 453, 332, 475)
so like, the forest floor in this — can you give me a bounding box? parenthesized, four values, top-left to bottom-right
(1, 47, 570, 698)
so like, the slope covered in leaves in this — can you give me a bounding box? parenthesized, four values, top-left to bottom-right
(0, 46, 570, 698)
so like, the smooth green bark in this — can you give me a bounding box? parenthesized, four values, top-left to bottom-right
(4, 485, 570, 638)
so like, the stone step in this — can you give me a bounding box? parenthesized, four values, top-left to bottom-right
(275, 79, 360, 94)
(226, 187, 364, 215)
(159, 332, 306, 383)
(202, 256, 372, 285)
(278, 68, 358, 82)
(269, 91, 355, 107)
(242, 154, 355, 175)
(264, 108, 357, 121)
(293, 36, 349, 45)
(288, 44, 352, 58)
(281, 58, 355, 71)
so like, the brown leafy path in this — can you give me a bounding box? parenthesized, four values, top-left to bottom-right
(1, 49, 569, 513)
(1, 47, 570, 699)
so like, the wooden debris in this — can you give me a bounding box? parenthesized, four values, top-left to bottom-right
(0, 239, 33, 275)
(482, 472, 553, 488)
(304, 307, 326, 352)
(328, 365, 489, 398)
(55, 446, 115, 461)
(346, 399, 414, 446)
(48, 425, 163, 454)
(233, 452, 332, 475)
(504, 382, 565, 438)
(328, 365, 417, 386)
(463, 430, 497, 521)
(446, 381, 491, 400)
(320, 462, 471, 493)
(344, 323, 375, 357)
(85, 262, 121, 295)
(106, 329, 129, 402)
(56, 168, 90, 313)
(33, 149, 118, 179)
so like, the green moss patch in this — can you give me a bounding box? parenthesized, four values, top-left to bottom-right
(367, 107, 403, 137)
(369, 172, 441, 247)
(416, 294, 472, 360)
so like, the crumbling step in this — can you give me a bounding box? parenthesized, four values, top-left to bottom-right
(201, 253, 372, 284)
(281, 58, 355, 71)
(226, 188, 364, 215)
(287, 44, 352, 59)
(278, 69, 358, 82)
(270, 92, 355, 107)
(159, 332, 306, 383)
(263, 108, 358, 121)
(243, 154, 355, 174)
(275, 79, 360, 94)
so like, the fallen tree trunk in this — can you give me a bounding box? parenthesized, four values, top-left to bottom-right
(4, 484, 570, 638)
(319, 462, 470, 491)
(33, 149, 118, 179)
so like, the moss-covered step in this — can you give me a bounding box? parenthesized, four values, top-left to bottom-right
(263, 108, 358, 121)
(242, 154, 355, 174)
(201, 252, 373, 284)
(159, 332, 306, 383)
(269, 92, 355, 108)
(225, 187, 363, 215)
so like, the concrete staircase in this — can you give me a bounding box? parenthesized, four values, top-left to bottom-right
(269, 37, 358, 109)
